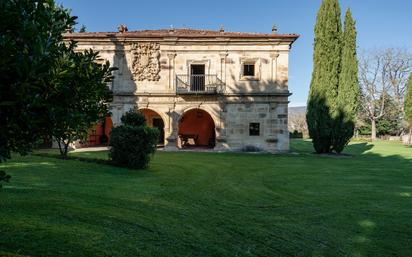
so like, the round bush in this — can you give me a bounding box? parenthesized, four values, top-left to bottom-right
(121, 110, 146, 127)
(109, 111, 159, 169)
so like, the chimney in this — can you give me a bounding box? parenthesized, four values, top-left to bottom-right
(272, 24, 277, 34)
(169, 25, 175, 34)
(118, 24, 128, 33)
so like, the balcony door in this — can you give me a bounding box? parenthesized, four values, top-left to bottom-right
(190, 64, 205, 91)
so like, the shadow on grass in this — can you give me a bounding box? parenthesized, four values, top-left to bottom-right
(291, 139, 412, 165)
(291, 139, 374, 155)
(28, 152, 156, 178)
(345, 142, 374, 155)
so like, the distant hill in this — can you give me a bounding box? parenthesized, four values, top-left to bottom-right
(288, 106, 306, 115)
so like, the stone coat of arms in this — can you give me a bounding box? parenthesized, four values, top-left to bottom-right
(130, 42, 160, 81)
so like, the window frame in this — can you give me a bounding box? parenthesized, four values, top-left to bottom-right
(240, 58, 260, 81)
(243, 63, 255, 76)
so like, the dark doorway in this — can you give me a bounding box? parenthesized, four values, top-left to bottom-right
(152, 117, 165, 145)
(190, 64, 205, 91)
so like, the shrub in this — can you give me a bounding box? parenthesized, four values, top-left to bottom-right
(290, 130, 303, 139)
(121, 110, 146, 127)
(109, 111, 159, 169)
(242, 145, 261, 152)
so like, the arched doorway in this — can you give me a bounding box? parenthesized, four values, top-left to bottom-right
(139, 109, 165, 146)
(178, 108, 216, 149)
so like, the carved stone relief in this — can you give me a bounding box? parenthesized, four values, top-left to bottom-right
(130, 42, 160, 81)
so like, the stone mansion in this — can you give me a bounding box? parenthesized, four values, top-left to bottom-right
(64, 27, 298, 152)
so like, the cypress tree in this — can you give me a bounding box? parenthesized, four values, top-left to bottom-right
(333, 9, 360, 153)
(306, 0, 342, 153)
(405, 73, 412, 144)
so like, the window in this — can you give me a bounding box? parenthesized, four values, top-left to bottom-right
(240, 58, 260, 80)
(243, 64, 255, 76)
(249, 123, 260, 136)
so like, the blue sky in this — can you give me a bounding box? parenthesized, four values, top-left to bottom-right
(59, 0, 411, 106)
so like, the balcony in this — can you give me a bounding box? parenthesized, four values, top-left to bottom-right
(176, 74, 224, 94)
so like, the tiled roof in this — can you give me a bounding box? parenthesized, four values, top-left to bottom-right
(64, 28, 299, 40)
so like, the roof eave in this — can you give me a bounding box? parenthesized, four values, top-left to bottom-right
(63, 32, 299, 42)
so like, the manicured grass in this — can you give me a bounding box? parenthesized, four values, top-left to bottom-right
(0, 140, 411, 257)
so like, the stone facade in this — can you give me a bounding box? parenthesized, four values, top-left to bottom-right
(64, 28, 298, 152)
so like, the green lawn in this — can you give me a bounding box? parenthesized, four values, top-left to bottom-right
(1, 140, 411, 257)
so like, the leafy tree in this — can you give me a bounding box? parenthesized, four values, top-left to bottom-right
(378, 96, 402, 136)
(405, 73, 412, 143)
(109, 110, 159, 169)
(306, 0, 342, 153)
(0, 0, 76, 183)
(48, 45, 116, 156)
(333, 9, 360, 153)
(357, 95, 401, 136)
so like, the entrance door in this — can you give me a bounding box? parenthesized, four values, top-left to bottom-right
(190, 64, 205, 91)
(152, 118, 165, 145)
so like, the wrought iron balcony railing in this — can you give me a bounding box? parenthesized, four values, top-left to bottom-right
(176, 74, 224, 94)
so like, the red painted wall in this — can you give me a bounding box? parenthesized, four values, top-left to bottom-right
(85, 116, 113, 146)
(104, 116, 113, 141)
(140, 109, 159, 127)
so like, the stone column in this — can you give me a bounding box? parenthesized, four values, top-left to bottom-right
(214, 123, 228, 151)
(270, 52, 280, 85)
(214, 52, 228, 151)
(167, 52, 176, 92)
(219, 52, 228, 86)
(164, 106, 179, 151)
(110, 105, 124, 126)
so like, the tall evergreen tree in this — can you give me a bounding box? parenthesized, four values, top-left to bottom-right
(405, 73, 412, 144)
(333, 9, 360, 153)
(306, 0, 342, 153)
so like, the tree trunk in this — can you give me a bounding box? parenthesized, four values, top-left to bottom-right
(409, 127, 412, 145)
(57, 140, 64, 156)
(56, 137, 70, 157)
(63, 142, 69, 157)
(371, 119, 377, 141)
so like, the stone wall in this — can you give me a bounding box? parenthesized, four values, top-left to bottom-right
(223, 99, 289, 152)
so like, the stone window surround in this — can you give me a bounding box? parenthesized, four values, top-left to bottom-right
(239, 57, 261, 81)
(185, 59, 211, 75)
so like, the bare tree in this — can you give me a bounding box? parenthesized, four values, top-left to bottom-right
(359, 50, 387, 140)
(289, 112, 308, 138)
(359, 48, 412, 140)
(383, 48, 412, 117)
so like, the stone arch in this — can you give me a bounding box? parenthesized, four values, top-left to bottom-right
(138, 108, 166, 146)
(178, 105, 220, 129)
(178, 108, 216, 149)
